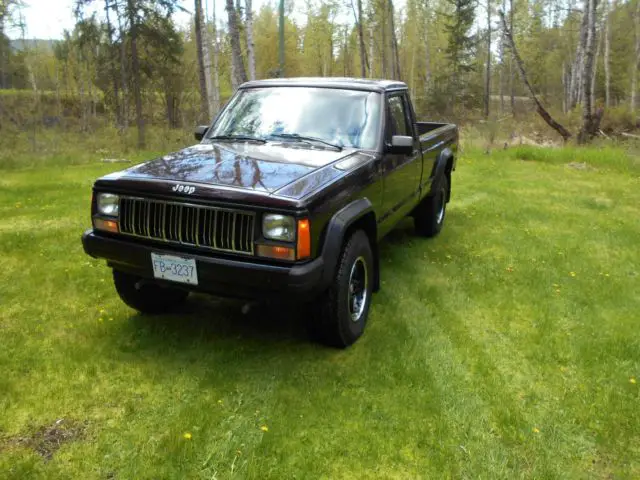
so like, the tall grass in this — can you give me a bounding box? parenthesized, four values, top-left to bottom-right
(0, 126, 194, 170)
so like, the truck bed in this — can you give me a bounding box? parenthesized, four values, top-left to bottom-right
(415, 121, 453, 137)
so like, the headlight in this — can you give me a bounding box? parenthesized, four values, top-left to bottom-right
(262, 214, 295, 242)
(96, 193, 119, 217)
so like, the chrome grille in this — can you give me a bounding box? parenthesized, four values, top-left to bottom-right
(119, 197, 255, 255)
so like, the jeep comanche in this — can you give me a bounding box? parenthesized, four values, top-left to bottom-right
(82, 77, 458, 348)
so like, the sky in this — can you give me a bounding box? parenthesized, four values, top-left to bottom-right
(4, 0, 349, 40)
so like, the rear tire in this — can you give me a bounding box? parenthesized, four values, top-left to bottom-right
(113, 270, 189, 314)
(308, 230, 374, 348)
(414, 175, 448, 237)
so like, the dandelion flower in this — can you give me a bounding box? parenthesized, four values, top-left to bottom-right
(631, 378, 637, 384)
(183, 432, 192, 440)
(260, 425, 269, 432)
(217, 400, 223, 405)
(569, 272, 576, 277)
(532, 427, 540, 433)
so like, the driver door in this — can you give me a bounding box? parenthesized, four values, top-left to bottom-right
(380, 93, 422, 231)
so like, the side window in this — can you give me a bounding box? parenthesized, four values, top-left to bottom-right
(387, 95, 411, 139)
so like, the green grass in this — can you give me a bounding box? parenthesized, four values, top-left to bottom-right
(1, 146, 639, 478)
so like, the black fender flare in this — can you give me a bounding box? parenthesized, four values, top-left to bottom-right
(429, 148, 454, 199)
(319, 198, 378, 290)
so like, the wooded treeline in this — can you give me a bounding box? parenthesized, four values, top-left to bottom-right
(1, 0, 640, 146)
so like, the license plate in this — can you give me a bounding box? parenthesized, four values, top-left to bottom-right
(151, 253, 198, 285)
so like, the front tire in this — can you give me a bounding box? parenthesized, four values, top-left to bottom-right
(113, 270, 189, 314)
(414, 175, 448, 237)
(309, 230, 374, 348)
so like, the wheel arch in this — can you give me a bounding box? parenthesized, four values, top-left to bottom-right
(319, 198, 380, 293)
(431, 148, 454, 202)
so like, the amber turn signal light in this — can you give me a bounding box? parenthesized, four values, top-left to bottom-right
(94, 218, 119, 233)
(256, 244, 295, 261)
(297, 218, 311, 260)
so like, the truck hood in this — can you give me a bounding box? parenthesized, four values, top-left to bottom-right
(114, 142, 355, 194)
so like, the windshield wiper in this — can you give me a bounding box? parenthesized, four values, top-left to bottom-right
(208, 134, 266, 143)
(268, 133, 342, 151)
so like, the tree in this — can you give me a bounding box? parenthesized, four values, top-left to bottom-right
(499, 10, 572, 141)
(210, 0, 220, 113)
(104, 0, 121, 126)
(578, 0, 599, 144)
(444, 0, 477, 112)
(126, 0, 144, 147)
(632, 0, 640, 112)
(389, 0, 401, 79)
(227, 0, 247, 89)
(195, 0, 208, 122)
(246, 0, 256, 80)
(351, 0, 367, 77)
(484, 0, 492, 119)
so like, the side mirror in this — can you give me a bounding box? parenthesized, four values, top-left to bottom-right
(387, 135, 413, 155)
(194, 125, 209, 141)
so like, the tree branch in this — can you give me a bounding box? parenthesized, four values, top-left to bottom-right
(499, 10, 572, 142)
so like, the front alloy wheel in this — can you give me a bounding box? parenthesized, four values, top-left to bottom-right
(348, 256, 369, 323)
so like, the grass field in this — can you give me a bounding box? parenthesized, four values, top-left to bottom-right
(1, 146, 639, 478)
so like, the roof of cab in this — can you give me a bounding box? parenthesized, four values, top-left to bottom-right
(238, 77, 408, 93)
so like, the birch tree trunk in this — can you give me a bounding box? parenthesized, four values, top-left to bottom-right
(499, 11, 572, 141)
(127, 0, 145, 148)
(389, 0, 401, 79)
(116, 1, 128, 129)
(632, 0, 640, 113)
(380, 0, 387, 78)
(578, 0, 599, 144)
(195, 0, 208, 122)
(226, 0, 247, 89)
(423, 0, 432, 89)
(570, 9, 589, 110)
(591, 13, 603, 111)
(603, 0, 611, 107)
(499, 0, 505, 113)
(509, 0, 515, 114)
(357, 0, 366, 77)
(484, 0, 492, 119)
(104, 0, 121, 127)
(369, 25, 375, 78)
(211, 0, 221, 113)
(562, 61, 568, 113)
(246, 0, 256, 80)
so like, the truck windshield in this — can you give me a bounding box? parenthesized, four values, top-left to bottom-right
(208, 87, 382, 150)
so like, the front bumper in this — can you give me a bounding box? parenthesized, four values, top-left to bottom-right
(81, 230, 326, 300)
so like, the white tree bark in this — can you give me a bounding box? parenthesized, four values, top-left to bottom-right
(570, 8, 589, 110)
(484, 0, 492, 119)
(604, 0, 611, 107)
(591, 11, 603, 111)
(369, 25, 375, 78)
(579, 0, 599, 143)
(423, 0, 431, 89)
(226, 0, 247, 90)
(203, 28, 215, 118)
(245, 0, 256, 80)
(211, 0, 220, 113)
(499, 0, 506, 112)
(632, 0, 640, 113)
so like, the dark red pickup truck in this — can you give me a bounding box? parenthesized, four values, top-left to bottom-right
(82, 77, 458, 347)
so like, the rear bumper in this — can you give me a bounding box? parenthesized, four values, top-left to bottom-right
(81, 230, 326, 300)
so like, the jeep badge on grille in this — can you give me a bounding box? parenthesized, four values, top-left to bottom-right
(172, 184, 195, 194)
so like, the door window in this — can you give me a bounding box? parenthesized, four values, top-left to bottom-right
(387, 96, 410, 138)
